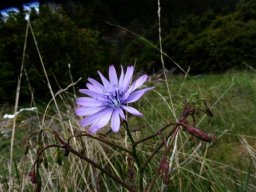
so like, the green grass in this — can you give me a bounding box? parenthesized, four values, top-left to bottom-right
(1, 71, 256, 191)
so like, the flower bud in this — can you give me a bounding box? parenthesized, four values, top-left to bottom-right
(186, 127, 212, 142)
(28, 169, 36, 184)
(160, 156, 170, 185)
(180, 118, 189, 129)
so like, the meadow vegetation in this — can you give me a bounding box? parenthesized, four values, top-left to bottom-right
(1, 70, 256, 191)
(1, 0, 256, 191)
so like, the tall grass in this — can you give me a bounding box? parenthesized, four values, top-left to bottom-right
(1, 69, 256, 191)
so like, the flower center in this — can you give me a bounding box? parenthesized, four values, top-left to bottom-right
(106, 90, 123, 108)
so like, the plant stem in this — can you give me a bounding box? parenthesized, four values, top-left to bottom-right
(123, 120, 144, 192)
(33, 143, 134, 192)
(64, 144, 134, 192)
(134, 122, 176, 146)
(146, 127, 179, 192)
(141, 125, 177, 171)
(68, 133, 132, 154)
(49, 130, 134, 191)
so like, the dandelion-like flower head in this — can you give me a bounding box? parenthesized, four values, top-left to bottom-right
(75, 65, 152, 133)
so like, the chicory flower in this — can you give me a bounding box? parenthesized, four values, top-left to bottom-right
(76, 65, 152, 133)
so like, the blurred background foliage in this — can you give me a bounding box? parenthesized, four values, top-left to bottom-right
(1, 0, 256, 102)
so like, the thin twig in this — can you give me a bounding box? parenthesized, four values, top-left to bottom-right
(33, 142, 135, 192)
(141, 125, 178, 171)
(9, 20, 29, 192)
(145, 127, 180, 192)
(67, 133, 132, 154)
(134, 122, 176, 146)
(157, 0, 177, 120)
(28, 21, 63, 127)
(123, 121, 144, 192)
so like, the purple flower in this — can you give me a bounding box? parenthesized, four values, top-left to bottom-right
(76, 65, 152, 134)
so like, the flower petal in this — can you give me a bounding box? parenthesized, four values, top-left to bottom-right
(79, 89, 106, 100)
(121, 105, 142, 116)
(121, 66, 134, 90)
(88, 120, 102, 134)
(111, 109, 121, 132)
(89, 108, 113, 133)
(87, 78, 104, 92)
(86, 83, 103, 94)
(117, 107, 125, 119)
(76, 97, 103, 107)
(109, 65, 118, 85)
(75, 106, 105, 116)
(98, 71, 111, 88)
(122, 84, 134, 100)
(118, 66, 124, 88)
(130, 74, 148, 92)
(124, 87, 153, 103)
(80, 108, 112, 128)
(80, 115, 97, 127)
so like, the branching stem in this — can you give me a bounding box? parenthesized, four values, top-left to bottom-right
(67, 133, 132, 154)
(32, 134, 134, 192)
(123, 120, 144, 192)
